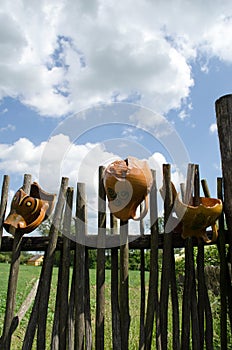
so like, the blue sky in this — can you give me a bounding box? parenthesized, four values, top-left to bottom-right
(0, 0, 232, 223)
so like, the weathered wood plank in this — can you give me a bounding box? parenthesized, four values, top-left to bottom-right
(1, 229, 224, 252)
(120, 220, 130, 350)
(160, 164, 173, 350)
(139, 211, 145, 350)
(144, 170, 160, 350)
(0, 174, 31, 350)
(216, 94, 232, 267)
(0, 174, 10, 250)
(110, 214, 121, 350)
(181, 164, 196, 350)
(216, 95, 232, 337)
(96, 166, 106, 350)
(75, 183, 86, 350)
(51, 186, 74, 350)
(36, 177, 68, 350)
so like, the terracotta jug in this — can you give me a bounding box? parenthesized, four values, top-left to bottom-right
(171, 182, 222, 242)
(4, 182, 56, 235)
(103, 157, 153, 221)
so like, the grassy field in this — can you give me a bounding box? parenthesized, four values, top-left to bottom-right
(0, 263, 152, 349)
(0, 263, 229, 349)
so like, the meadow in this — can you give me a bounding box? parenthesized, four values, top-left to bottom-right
(0, 261, 229, 349)
(0, 263, 151, 349)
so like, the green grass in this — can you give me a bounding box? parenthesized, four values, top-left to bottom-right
(0, 263, 230, 349)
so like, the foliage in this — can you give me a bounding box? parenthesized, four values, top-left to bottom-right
(0, 252, 33, 264)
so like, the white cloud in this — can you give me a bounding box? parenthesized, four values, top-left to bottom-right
(0, 124, 15, 132)
(209, 123, 218, 134)
(0, 133, 188, 234)
(0, 0, 231, 119)
(0, 133, 186, 194)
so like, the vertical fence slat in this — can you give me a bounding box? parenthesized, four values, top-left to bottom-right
(217, 177, 229, 349)
(216, 95, 232, 337)
(110, 214, 121, 350)
(67, 256, 76, 350)
(139, 210, 145, 350)
(51, 251, 62, 350)
(189, 165, 200, 350)
(36, 177, 68, 350)
(216, 95, 232, 268)
(0, 174, 31, 350)
(181, 164, 196, 350)
(51, 186, 74, 350)
(160, 164, 173, 350)
(200, 178, 214, 349)
(96, 166, 106, 350)
(0, 174, 10, 250)
(120, 220, 130, 350)
(170, 251, 180, 350)
(195, 166, 205, 350)
(75, 183, 86, 350)
(60, 187, 73, 350)
(84, 246, 92, 350)
(144, 170, 160, 350)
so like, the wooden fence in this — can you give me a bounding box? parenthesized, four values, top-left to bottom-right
(0, 164, 231, 350)
(0, 94, 232, 349)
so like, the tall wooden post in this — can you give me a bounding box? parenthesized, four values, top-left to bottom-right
(215, 94, 232, 261)
(216, 94, 232, 341)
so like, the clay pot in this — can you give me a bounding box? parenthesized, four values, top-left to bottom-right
(4, 182, 56, 235)
(171, 183, 223, 242)
(103, 157, 153, 221)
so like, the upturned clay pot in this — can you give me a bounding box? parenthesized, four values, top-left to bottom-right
(103, 157, 153, 221)
(4, 182, 56, 235)
(171, 182, 223, 243)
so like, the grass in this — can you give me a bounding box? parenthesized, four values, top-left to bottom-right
(0, 263, 230, 349)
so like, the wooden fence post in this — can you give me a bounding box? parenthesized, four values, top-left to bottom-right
(181, 164, 200, 350)
(22, 177, 68, 350)
(110, 214, 121, 350)
(37, 176, 69, 349)
(160, 164, 173, 350)
(144, 170, 160, 350)
(0, 175, 10, 250)
(120, 220, 130, 350)
(215, 94, 232, 338)
(96, 166, 106, 350)
(216, 94, 232, 265)
(199, 178, 214, 349)
(75, 183, 87, 350)
(51, 186, 74, 350)
(0, 174, 31, 350)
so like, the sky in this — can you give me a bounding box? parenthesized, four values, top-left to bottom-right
(0, 0, 232, 234)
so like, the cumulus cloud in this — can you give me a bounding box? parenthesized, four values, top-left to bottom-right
(0, 133, 184, 201)
(209, 123, 218, 134)
(0, 0, 231, 119)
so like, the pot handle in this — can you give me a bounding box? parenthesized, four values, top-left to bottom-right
(132, 194, 149, 221)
